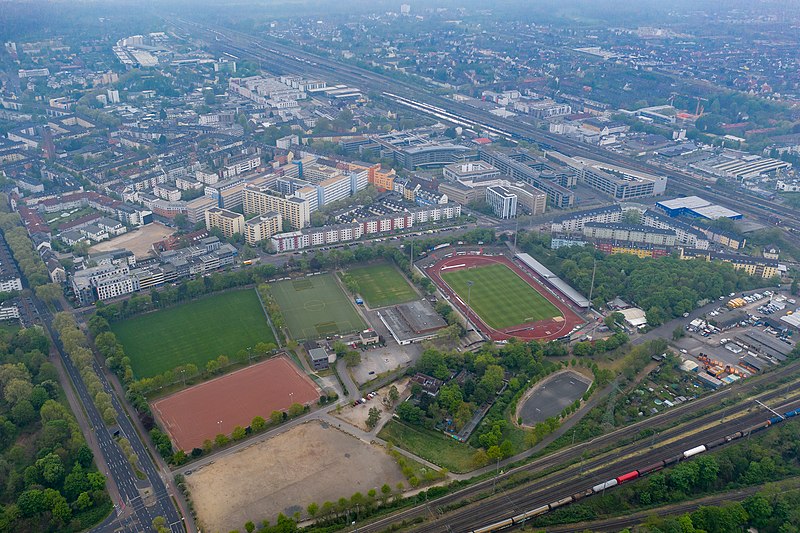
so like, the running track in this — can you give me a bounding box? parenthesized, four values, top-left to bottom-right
(426, 254, 585, 342)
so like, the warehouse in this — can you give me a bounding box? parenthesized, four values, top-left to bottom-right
(656, 196, 742, 220)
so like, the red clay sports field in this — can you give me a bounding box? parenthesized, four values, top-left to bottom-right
(151, 356, 321, 451)
(426, 254, 585, 342)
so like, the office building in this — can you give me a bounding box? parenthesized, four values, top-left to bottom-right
(550, 153, 667, 200)
(486, 186, 518, 219)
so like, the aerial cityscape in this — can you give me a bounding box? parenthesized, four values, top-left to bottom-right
(1, 0, 800, 532)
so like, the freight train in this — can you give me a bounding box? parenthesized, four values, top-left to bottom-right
(471, 407, 800, 533)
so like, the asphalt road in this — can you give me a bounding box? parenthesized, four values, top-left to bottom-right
(33, 296, 185, 533)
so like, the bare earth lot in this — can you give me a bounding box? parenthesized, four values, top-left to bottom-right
(332, 378, 410, 431)
(89, 222, 174, 258)
(184, 421, 404, 532)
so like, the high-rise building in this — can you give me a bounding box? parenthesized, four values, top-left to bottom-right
(205, 207, 245, 238)
(245, 212, 282, 246)
(243, 185, 310, 229)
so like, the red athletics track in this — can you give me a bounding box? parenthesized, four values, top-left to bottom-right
(151, 356, 321, 451)
(425, 254, 585, 342)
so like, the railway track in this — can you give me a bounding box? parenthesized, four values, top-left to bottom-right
(172, 20, 800, 243)
(413, 396, 800, 532)
(352, 368, 800, 533)
(544, 485, 763, 533)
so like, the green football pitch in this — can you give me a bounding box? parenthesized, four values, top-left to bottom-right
(111, 289, 276, 379)
(441, 263, 561, 330)
(344, 263, 418, 308)
(271, 273, 366, 341)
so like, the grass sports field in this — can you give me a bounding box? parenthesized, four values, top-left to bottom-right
(344, 263, 418, 308)
(441, 263, 561, 330)
(271, 273, 366, 340)
(111, 290, 276, 379)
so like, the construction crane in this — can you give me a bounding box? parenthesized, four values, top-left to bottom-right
(695, 96, 708, 117)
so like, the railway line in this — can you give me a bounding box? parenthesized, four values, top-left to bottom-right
(173, 19, 800, 243)
(418, 398, 800, 533)
(352, 376, 800, 533)
(166, 20, 800, 531)
(543, 484, 763, 533)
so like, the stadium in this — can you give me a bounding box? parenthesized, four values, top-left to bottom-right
(425, 252, 586, 342)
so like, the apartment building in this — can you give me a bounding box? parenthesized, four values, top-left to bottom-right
(186, 196, 217, 225)
(205, 207, 245, 238)
(318, 174, 351, 206)
(243, 185, 311, 229)
(582, 223, 677, 246)
(550, 205, 622, 233)
(270, 203, 461, 252)
(245, 212, 282, 246)
(641, 209, 710, 250)
(680, 249, 779, 279)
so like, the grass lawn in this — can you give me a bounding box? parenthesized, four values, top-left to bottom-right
(344, 263, 418, 308)
(378, 420, 477, 473)
(111, 290, 276, 379)
(441, 263, 561, 330)
(271, 273, 366, 341)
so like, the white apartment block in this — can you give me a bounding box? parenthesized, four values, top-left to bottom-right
(271, 203, 461, 252)
(0, 277, 23, 292)
(318, 174, 351, 206)
(550, 205, 622, 234)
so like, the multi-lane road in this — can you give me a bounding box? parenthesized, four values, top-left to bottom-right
(33, 295, 185, 533)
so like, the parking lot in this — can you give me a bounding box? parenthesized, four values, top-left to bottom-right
(672, 289, 796, 380)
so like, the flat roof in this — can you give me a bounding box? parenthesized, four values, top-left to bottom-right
(379, 301, 447, 344)
(515, 253, 590, 308)
(691, 205, 742, 219)
(656, 196, 711, 210)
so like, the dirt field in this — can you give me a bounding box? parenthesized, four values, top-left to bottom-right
(89, 222, 174, 258)
(332, 378, 410, 431)
(152, 356, 320, 450)
(185, 421, 405, 532)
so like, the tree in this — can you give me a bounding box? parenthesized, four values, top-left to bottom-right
(245, 520, 256, 533)
(395, 402, 425, 424)
(35, 283, 62, 307)
(75, 491, 92, 510)
(344, 350, 361, 367)
(270, 410, 283, 424)
(366, 407, 381, 429)
(472, 449, 490, 467)
(672, 326, 685, 340)
(251, 416, 266, 431)
(231, 426, 246, 440)
(214, 433, 229, 447)
(380, 483, 392, 504)
(388, 385, 400, 403)
(173, 213, 189, 229)
(288, 403, 304, 417)
(306, 502, 319, 519)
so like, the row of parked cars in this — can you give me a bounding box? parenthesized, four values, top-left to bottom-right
(352, 391, 379, 406)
